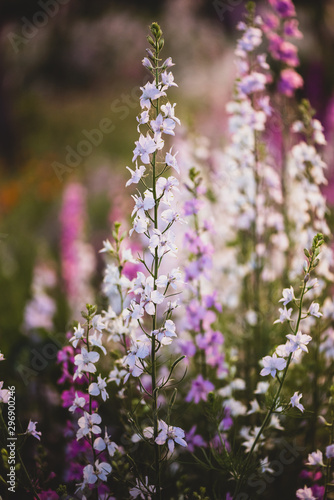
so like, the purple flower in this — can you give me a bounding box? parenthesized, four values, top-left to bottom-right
(183, 199, 204, 216)
(185, 425, 207, 453)
(185, 375, 214, 404)
(269, 0, 296, 18)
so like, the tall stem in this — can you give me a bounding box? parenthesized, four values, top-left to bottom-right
(151, 39, 161, 500)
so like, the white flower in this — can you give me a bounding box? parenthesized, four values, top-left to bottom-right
(129, 215, 149, 236)
(139, 82, 166, 109)
(286, 331, 312, 353)
(129, 476, 155, 499)
(161, 70, 178, 90)
(155, 420, 187, 453)
(126, 163, 146, 187)
(69, 323, 85, 348)
(290, 392, 304, 412)
(92, 314, 106, 332)
(165, 148, 180, 173)
(307, 450, 324, 466)
(296, 486, 316, 499)
(151, 113, 176, 136)
(260, 353, 286, 378)
(274, 306, 293, 324)
(137, 110, 150, 131)
(77, 412, 102, 439)
(83, 460, 112, 484)
(259, 457, 274, 474)
(279, 286, 295, 306)
(69, 392, 86, 413)
(153, 319, 177, 345)
(99, 239, 114, 254)
(108, 366, 128, 386)
(74, 348, 100, 379)
(308, 302, 322, 318)
(132, 192, 155, 219)
(148, 229, 178, 258)
(161, 209, 185, 225)
(89, 331, 107, 355)
(25, 421, 42, 440)
(223, 398, 247, 416)
(89, 375, 109, 401)
(160, 102, 180, 125)
(254, 381, 269, 394)
(133, 133, 158, 164)
(0, 382, 10, 404)
(247, 399, 260, 415)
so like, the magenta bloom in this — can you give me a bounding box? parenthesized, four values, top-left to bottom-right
(269, 0, 296, 18)
(278, 68, 303, 96)
(186, 375, 214, 404)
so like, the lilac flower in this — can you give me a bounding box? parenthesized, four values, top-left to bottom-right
(133, 133, 158, 164)
(185, 375, 214, 404)
(126, 163, 146, 187)
(160, 102, 181, 125)
(165, 148, 180, 173)
(69, 391, 87, 413)
(0, 382, 10, 404)
(307, 450, 324, 467)
(326, 444, 334, 458)
(274, 306, 293, 324)
(74, 348, 100, 378)
(238, 72, 267, 95)
(77, 412, 102, 439)
(151, 113, 176, 136)
(161, 70, 178, 89)
(129, 476, 155, 499)
(290, 392, 304, 412)
(185, 426, 207, 453)
(260, 353, 287, 377)
(308, 302, 322, 318)
(25, 420, 42, 441)
(153, 319, 177, 345)
(286, 331, 312, 353)
(88, 375, 109, 402)
(279, 286, 295, 305)
(139, 82, 166, 109)
(82, 460, 112, 485)
(155, 420, 187, 453)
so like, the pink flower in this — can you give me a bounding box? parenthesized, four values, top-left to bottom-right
(278, 69, 303, 96)
(269, 0, 296, 18)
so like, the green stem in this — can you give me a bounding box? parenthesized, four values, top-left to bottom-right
(151, 38, 161, 500)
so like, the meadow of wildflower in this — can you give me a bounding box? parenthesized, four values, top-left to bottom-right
(1, 0, 334, 499)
